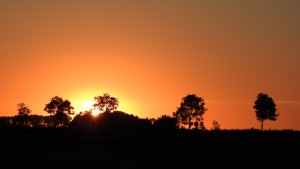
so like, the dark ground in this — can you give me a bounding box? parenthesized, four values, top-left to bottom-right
(0, 129, 299, 169)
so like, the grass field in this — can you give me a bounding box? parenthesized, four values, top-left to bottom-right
(0, 129, 299, 169)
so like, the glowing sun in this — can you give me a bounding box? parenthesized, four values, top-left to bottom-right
(82, 100, 101, 116)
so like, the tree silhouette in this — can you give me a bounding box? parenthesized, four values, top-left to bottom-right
(44, 96, 74, 127)
(212, 120, 221, 130)
(253, 93, 278, 130)
(173, 94, 207, 129)
(93, 93, 119, 112)
(17, 103, 31, 116)
(16, 103, 31, 127)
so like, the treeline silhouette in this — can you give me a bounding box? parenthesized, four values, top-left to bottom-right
(0, 92, 286, 134)
(0, 92, 298, 169)
(0, 111, 178, 135)
(0, 94, 300, 169)
(0, 93, 181, 134)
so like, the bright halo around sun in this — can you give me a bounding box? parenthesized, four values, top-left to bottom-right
(91, 109, 101, 116)
(82, 100, 101, 116)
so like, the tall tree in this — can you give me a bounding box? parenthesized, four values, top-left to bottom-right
(253, 93, 278, 130)
(44, 96, 74, 127)
(16, 103, 31, 127)
(173, 94, 207, 129)
(93, 93, 119, 112)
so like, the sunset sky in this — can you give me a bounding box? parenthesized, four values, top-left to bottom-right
(0, 0, 299, 130)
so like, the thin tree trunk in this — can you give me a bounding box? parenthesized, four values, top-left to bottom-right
(261, 119, 264, 131)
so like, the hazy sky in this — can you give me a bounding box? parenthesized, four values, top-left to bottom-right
(1, 0, 299, 130)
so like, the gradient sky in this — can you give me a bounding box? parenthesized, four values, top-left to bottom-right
(1, 0, 299, 130)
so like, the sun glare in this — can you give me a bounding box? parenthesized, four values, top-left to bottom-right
(91, 109, 101, 116)
(81, 100, 101, 116)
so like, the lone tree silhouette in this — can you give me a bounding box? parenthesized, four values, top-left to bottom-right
(212, 120, 221, 130)
(253, 93, 278, 130)
(17, 103, 31, 116)
(44, 96, 74, 127)
(93, 93, 119, 112)
(16, 103, 31, 127)
(173, 94, 207, 129)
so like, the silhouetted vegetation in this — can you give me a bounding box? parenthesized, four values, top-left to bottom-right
(212, 120, 221, 130)
(97, 111, 151, 133)
(68, 110, 96, 130)
(44, 96, 74, 127)
(70, 110, 151, 134)
(152, 115, 177, 131)
(0, 92, 285, 134)
(254, 93, 279, 130)
(0, 115, 56, 128)
(93, 93, 119, 112)
(0, 116, 12, 128)
(173, 94, 207, 129)
(15, 103, 31, 127)
(0, 91, 298, 169)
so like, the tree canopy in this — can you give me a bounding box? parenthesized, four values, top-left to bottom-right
(173, 94, 207, 129)
(44, 96, 74, 127)
(253, 93, 279, 130)
(93, 93, 119, 112)
(15, 103, 31, 127)
(17, 103, 31, 117)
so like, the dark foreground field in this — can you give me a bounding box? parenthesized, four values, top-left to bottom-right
(0, 129, 299, 169)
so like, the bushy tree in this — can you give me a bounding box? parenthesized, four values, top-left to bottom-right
(17, 103, 31, 116)
(16, 103, 31, 127)
(44, 96, 74, 127)
(173, 94, 207, 129)
(93, 93, 119, 112)
(253, 93, 278, 130)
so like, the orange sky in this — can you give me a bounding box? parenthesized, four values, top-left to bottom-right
(0, 0, 300, 130)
